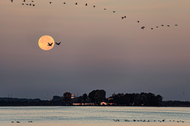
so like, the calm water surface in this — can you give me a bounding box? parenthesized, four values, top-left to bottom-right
(0, 106, 189, 124)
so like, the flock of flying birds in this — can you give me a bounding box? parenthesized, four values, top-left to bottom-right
(11, 119, 185, 124)
(10, 0, 178, 31)
(113, 119, 185, 123)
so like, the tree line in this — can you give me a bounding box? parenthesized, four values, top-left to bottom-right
(108, 92, 163, 106)
(0, 89, 166, 106)
(61, 90, 163, 106)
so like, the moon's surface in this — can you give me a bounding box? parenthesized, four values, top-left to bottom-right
(38, 35, 54, 50)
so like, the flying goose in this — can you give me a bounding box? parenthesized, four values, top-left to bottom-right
(141, 26, 145, 29)
(48, 42, 53, 46)
(55, 42, 61, 45)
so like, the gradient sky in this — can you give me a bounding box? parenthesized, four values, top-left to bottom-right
(0, 0, 190, 100)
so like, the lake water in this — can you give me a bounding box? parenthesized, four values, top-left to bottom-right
(0, 106, 189, 125)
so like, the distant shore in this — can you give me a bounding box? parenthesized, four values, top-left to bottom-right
(0, 100, 190, 107)
(1, 93, 190, 107)
(0, 99, 190, 107)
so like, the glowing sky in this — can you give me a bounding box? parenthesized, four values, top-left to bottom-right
(0, 0, 190, 100)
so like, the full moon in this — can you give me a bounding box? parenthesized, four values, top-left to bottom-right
(38, 35, 55, 51)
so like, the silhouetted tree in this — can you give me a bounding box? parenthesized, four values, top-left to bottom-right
(95, 90, 106, 104)
(82, 93, 87, 103)
(140, 92, 147, 105)
(111, 93, 125, 105)
(88, 90, 99, 102)
(52, 96, 62, 101)
(156, 94, 163, 106)
(88, 89, 106, 104)
(77, 96, 83, 103)
(109, 92, 163, 106)
(63, 92, 71, 105)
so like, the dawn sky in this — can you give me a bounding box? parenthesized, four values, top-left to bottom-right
(0, 0, 190, 100)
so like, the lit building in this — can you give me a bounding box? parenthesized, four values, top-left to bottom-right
(100, 102, 108, 106)
(71, 94, 75, 99)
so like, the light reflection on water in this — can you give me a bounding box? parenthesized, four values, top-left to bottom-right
(0, 106, 189, 124)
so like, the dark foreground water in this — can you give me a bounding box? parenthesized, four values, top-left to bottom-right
(0, 106, 189, 125)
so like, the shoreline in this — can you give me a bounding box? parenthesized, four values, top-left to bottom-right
(0, 106, 190, 107)
(1, 122, 188, 126)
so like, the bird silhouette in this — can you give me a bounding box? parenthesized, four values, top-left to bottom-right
(16, 121, 20, 123)
(93, 5, 95, 8)
(23, 0, 25, 2)
(55, 42, 61, 45)
(137, 21, 139, 23)
(75, 2, 77, 5)
(141, 26, 145, 29)
(113, 119, 119, 122)
(26, 3, 28, 5)
(123, 16, 126, 18)
(49, 2, 52, 4)
(22, 3, 24, 5)
(31, 0, 34, 2)
(175, 24, 178, 26)
(63, 2, 66, 4)
(48, 42, 53, 46)
(151, 28, 153, 30)
(167, 25, 170, 27)
(161, 24, 164, 26)
(121, 17, 124, 19)
(85, 3, 87, 6)
(30, 3, 31, 6)
(104, 8, 106, 10)
(156, 26, 158, 28)
(113, 11, 115, 13)
(11, 0, 13, 2)
(33, 4, 35, 6)
(28, 121, 33, 123)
